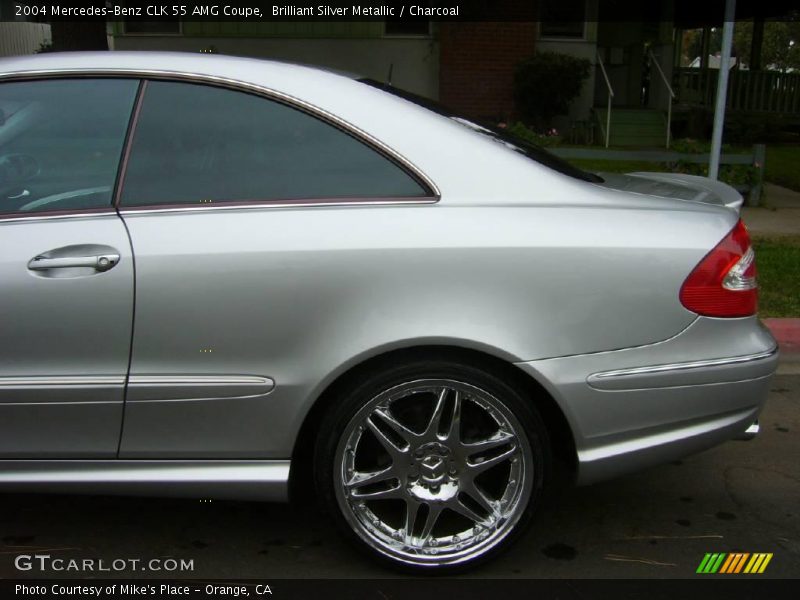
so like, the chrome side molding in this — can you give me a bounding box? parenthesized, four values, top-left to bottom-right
(0, 376, 125, 387)
(590, 348, 778, 380)
(0, 460, 290, 501)
(126, 375, 274, 401)
(587, 347, 778, 390)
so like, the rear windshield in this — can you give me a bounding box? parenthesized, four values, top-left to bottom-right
(359, 78, 602, 184)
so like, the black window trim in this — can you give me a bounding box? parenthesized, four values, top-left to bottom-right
(0, 70, 440, 220)
(113, 79, 147, 210)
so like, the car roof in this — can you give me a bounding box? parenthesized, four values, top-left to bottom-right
(0, 51, 360, 88)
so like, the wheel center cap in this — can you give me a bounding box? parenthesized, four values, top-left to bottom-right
(408, 443, 458, 501)
(420, 455, 446, 484)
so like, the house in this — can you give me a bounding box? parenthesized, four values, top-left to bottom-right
(105, 0, 800, 146)
(0, 0, 51, 57)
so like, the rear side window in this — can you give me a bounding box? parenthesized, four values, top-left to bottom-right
(121, 81, 428, 207)
(0, 79, 138, 215)
(359, 78, 602, 184)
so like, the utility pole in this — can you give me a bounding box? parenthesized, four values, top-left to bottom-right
(708, 0, 736, 180)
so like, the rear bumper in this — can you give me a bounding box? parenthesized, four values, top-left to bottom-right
(516, 316, 778, 485)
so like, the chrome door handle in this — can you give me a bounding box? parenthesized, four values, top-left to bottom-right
(28, 253, 120, 272)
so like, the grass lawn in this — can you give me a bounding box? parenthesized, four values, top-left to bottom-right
(765, 145, 800, 192)
(753, 235, 800, 318)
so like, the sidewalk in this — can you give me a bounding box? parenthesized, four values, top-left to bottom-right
(742, 183, 800, 237)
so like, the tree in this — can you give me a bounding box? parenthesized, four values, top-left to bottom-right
(680, 29, 704, 66)
(734, 19, 800, 71)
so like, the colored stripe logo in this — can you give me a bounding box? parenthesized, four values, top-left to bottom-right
(696, 553, 773, 574)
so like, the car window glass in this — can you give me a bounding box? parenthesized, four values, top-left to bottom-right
(0, 79, 139, 214)
(121, 81, 428, 207)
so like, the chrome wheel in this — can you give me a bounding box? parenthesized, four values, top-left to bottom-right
(333, 379, 534, 567)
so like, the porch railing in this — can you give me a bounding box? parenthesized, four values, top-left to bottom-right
(648, 49, 676, 148)
(596, 50, 614, 148)
(675, 67, 800, 114)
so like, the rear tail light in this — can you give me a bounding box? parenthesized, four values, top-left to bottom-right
(679, 219, 757, 318)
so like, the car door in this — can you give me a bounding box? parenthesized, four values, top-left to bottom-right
(115, 79, 430, 458)
(0, 78, 139, 457)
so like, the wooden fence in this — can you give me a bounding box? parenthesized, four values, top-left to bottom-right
(0, 22, 51, 57)
(675, 67, 800, 115)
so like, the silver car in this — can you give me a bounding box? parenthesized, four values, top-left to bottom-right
(0, 52, 778, 571)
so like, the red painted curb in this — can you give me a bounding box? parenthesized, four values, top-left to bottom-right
(763, 318, 800, 353)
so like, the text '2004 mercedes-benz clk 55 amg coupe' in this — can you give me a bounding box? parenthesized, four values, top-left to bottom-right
(0, 52, 777, 571)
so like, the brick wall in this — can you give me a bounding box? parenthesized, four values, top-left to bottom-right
(439, 21, 537, 120)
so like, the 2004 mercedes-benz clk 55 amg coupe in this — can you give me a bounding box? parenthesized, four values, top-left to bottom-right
(0, 52, 778, 571)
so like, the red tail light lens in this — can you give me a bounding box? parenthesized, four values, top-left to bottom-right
(679, 219, 757, 318)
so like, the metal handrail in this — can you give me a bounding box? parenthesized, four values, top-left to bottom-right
(596, 50, 614, 148)
(648, 48, 676, 148)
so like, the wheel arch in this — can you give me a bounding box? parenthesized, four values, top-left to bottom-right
(289, 344, 577, 502)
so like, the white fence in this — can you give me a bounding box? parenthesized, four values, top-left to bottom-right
(0, 22, 52, 57)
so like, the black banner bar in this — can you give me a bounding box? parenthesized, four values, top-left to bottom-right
(3, 579, 799, 600)
(3, 0, 800, 23)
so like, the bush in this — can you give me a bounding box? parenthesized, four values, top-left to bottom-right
(674, 109, 791, 144)
(724, 113, 789, 144)
(513, 51, 591, 129)
(505, 122, 563, 147)
(668, 138, 757, 188)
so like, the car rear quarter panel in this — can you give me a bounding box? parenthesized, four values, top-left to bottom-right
(119, 200, 737, 458)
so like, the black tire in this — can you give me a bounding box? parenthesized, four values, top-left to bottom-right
(314, 357, 551, 573)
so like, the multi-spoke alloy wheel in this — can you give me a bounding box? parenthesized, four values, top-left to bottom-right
(326, 376, 541, 569)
